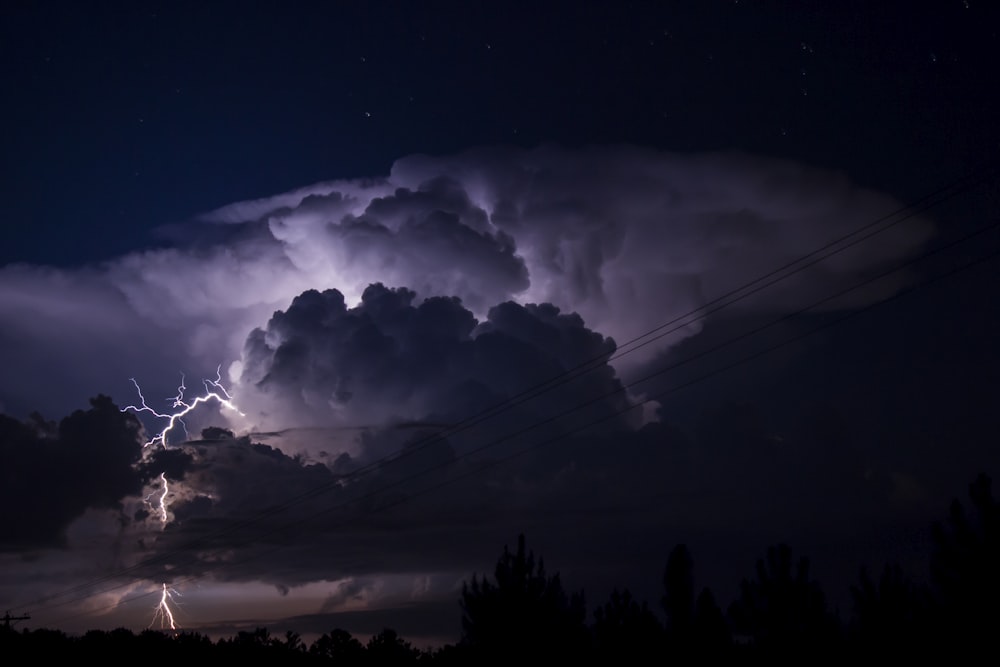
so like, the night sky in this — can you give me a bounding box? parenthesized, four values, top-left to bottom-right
(1, 0, 998, 648)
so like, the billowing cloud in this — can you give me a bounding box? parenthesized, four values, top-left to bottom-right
(0, 145, 939, 639)
(100, 288, 640, 585)
(0, 145, 932, 423)
(237, 283, 629, 438)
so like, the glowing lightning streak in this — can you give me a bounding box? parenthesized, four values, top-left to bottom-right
(144, 472, 170, 524)
(121, 366, 241, 629)
(122, 365, 245, 448)
(150, 583, 179, 631)
(123, 366, 245, 527)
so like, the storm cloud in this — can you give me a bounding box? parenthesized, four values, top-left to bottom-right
(0, 145, 939, 638)
(0, 145, 932, 423)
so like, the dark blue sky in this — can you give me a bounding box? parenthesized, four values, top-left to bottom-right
(3, 1, 996, 265)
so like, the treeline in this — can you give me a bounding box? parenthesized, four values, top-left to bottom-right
(3, 473, 998, 663)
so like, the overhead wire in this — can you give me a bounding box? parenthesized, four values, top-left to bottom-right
(14, 157, 1000, 620)
(29, 211, 1000, 623)
(18, 157, 997, 613)
(46, 213, 1000, 629)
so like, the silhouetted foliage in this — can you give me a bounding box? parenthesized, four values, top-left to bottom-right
(691, 587, 733, 652)
(234, 626, 275, 647)
(661, 544, 732, 656)
(460, 533, 587, 661)
(850, 563, 930, 657)
(9, 473, 1000, 663)
(171, 630, 215, 659)
(0, 626, 71, 659)
(928, 472, 1000, 652)
(282, 629, 307, 653)
(310, 627, 365, 663)
(662, 544, 695, 636)
(367, 627, 421, 664)
(421, 641, 471, 665)
(215, 626, 319, 663)
(728, 543, 840, 657)
(592, 587, 663, 662)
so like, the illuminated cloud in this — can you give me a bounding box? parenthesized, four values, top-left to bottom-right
(0, 146, 936, 636)
(0, 145, 932, 424)
(237, 283, 629, 438)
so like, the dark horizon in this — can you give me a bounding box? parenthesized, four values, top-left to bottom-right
(5, 468, 999, 659)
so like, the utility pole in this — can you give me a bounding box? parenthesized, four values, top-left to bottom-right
(2, 611, 30, 629)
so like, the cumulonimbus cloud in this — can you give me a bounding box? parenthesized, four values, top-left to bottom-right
(0, 145, 932, 428)
(0, 144, 952, 643)
(235, 282, 634, 454)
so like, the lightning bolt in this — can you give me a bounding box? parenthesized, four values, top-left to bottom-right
(150, 583, 180, 631)
(122, 365, 245, 448)
(124, 365, 243, 529)
(144, 472, 170, 525)
(121, 367, 240, 628)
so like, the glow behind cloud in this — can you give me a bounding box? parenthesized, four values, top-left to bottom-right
(0, 145, 932, 431)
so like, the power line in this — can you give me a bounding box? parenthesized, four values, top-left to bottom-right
(16, 159, 997, 617)
(272, 154, 1000, 501)
(47, 222, 1000, 630)
(27, 209, 1000, 625)
(2, 612, 30, 629)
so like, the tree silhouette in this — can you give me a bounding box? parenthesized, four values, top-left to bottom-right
(219, 626, 278, 660)
(2, 627, 73, 659)
(309, 627, 365, 663)
(662, 544, 694, 637)
(460, 533, 587, 661)
(691, 587, 732, 653)
(281, 630, 306, 654)
(728, 543, 840, 657)
(928, 472, 1000, 652)
(661, 544, 732, 656)
(233, 626, 275, 647)
(591, 588, 663, 662)
(170, 630, 214, 659)
(850, 563, 930, 657)
(366, 627, 420, 664)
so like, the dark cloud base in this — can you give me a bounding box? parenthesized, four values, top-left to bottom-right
(0, 144, 979, 644)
